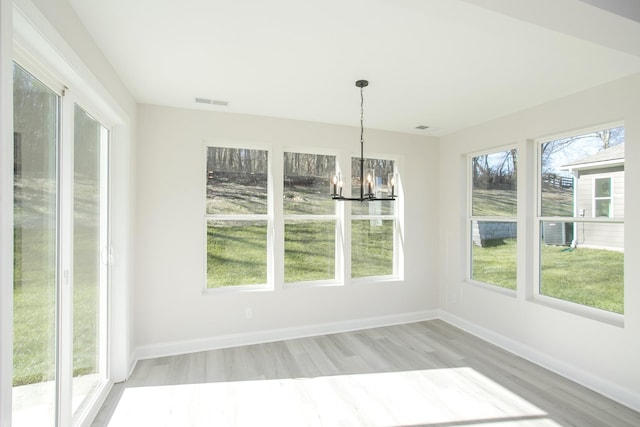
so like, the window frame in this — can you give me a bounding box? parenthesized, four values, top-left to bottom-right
(202, 145, 404, 291)
(282, 148, 340, 287)
(348, 153, 402, 283)
(466, 145, 518, 294)
(203, 142, 273, 292)
(533, 124, 625, 325)
(593, 176, 613, 218)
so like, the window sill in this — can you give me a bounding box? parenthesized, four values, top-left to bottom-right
(283, 280, 342, 289)
(466, 279, 517, 297)
(350, 275, 402, 285)
(531, 294, 624, 327)
(202, 284, 272, 295)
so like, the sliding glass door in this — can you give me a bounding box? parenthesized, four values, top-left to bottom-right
(72, 105, 109, 422)
(13, 62, 59, 426)
(12, 63, 110, 426)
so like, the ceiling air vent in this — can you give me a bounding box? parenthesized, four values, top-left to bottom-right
(195, 97, 228, 106)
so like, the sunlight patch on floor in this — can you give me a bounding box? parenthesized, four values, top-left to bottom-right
(12, 374, 101, 427)
(107, 367, 560, 426)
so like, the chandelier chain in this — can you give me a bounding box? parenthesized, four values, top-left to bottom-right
(360, 85, 364, 146)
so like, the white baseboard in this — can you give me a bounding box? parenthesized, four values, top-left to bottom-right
(135, 310, 438, 361)
(127, 350, 138, 379)
(439, 310, 640, 413)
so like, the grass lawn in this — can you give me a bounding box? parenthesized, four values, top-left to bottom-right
(207, 219, 395, 287)
(207, 176, 395, 287)
(472, 237, 623, 314)
(351, 220, 394, 278)
(285, 221, 335, 283)
(541, 245, 623, 314)
(472, 238, 517, 290)
(13, 226, 99, 387)
(473, 186, 574, 217)
(472, 189, 517, 217)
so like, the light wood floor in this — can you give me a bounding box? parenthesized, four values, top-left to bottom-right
(92, 320, 640, 426)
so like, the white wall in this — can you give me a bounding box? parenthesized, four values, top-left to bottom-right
(438, 72, 640, 410)
(134, 104, 439, 356)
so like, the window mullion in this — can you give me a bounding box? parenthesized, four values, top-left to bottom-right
(271, 146, 282, 290)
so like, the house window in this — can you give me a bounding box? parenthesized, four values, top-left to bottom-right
(283, 152, 337, 284)
(205, 147, 269, 288)
(351, 157, 397, 279)
(537, 126, 624, 314)
(468, 148, 518, 290)
(594, 177, 612, 217)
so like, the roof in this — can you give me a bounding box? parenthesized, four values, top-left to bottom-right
(562, 143, 625, 170)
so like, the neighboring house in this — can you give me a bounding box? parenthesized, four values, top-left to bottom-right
(561, 143, 625, 251)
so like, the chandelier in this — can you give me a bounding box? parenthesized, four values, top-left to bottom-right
(331, 80, 397, 202)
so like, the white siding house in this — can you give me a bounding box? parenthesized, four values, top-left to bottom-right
(563, 143, 624, 251)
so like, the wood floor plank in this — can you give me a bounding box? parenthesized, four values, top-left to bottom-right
(93, 320, 640, 426)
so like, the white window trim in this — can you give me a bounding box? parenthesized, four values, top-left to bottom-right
(0, 1, 13, 425)
(533, 125, 624, 325)
(282, 213, 341, 288)
(348, 153, 402, 282)
(466, 145, 518, 293)
(202, 142, 274, 293)
(282, 150, 341, 288)
(202, 145, 404, 291)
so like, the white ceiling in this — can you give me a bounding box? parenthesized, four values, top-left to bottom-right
(67, 0, 640, 136)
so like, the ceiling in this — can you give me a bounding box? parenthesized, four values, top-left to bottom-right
(67, 0, 640, 136)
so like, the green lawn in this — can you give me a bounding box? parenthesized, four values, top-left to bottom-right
(472, 238, 624, 314)
(285, 221, 335, 283)
(207, 176, 395, 287)
(207, 222, 268, 287)
(206, 219, 395, 287)
(13, 226, 99, 387)
(541, 245, 623, 314)
(473, 186, 574, 217)
(472, 184, 622, 313)
(472, 238, 517, 290)
(472, 189, 517, 217)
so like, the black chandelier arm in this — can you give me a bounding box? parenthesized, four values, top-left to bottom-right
(332, 195, 397, 202)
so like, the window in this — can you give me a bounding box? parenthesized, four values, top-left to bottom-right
(205, 147, 269, 288)
(537, 126, 624, 314)
(468, 148, 518, 290)
(594, 177, 612, 217)
(351, 157, 397, 279)
(204, 149, 402, 287)
(283, 152, 337, 284)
